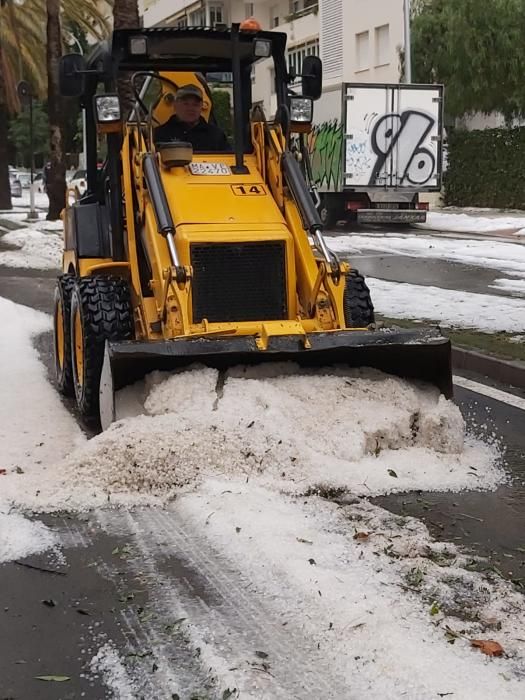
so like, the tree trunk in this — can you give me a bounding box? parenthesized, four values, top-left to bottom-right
(46, 0, 66, 220)
(113, 0, 140, 118)
(0, 39, 12, 211)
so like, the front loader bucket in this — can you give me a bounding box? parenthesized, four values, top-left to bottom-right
(99, 327, 452, 430)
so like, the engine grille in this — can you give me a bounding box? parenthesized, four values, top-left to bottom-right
(191, 242, 287, 323)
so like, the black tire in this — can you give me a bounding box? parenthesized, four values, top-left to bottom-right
(70, 276, 133, 419)
(53, 274, 76, 396)
(319, 200, 340, 229)
(343, 270, 375, 328)
(319, 195, 345, 229)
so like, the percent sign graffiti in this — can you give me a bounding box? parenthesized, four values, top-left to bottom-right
(369, 110, 436, 186)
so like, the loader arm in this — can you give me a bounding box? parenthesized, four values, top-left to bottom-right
(255, 120, 348, 329)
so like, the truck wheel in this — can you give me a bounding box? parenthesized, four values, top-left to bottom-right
(70, 276, 133, 419)
(319, 198, 341, 229)
(343, 269, 375, 328)
(53, 274, 76, 396)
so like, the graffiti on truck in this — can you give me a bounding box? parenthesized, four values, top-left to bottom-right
(369, 109, 436, 186)
(307, 120, 344, 190)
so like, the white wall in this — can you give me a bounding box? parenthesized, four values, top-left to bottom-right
(321, 0, 404, 86)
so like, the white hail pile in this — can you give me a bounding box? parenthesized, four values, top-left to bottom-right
(5, 363, 497, 511)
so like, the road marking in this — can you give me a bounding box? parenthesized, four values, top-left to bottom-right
(453, 375, 525, 411)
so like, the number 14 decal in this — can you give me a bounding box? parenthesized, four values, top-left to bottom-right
(231, 184, 266, 196)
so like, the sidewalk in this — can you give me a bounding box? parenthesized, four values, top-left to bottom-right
(417, 208, 525, 239)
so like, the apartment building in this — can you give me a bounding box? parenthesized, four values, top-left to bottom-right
(140, 0, 406, 114)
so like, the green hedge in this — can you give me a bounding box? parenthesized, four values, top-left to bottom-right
(445, 126, 525, 209)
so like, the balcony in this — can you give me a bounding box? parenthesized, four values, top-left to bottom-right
(279, 5, 319, 45)
(284, 2, 319, 24)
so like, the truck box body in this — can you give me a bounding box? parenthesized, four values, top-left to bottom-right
(309, 83, 444, 225)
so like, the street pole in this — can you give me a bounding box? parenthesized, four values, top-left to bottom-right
(17, 80, 38, 220)
(403, 0, 412, 83)
(28, 91, 38, 220)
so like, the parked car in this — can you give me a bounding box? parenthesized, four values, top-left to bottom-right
(17, 171, 31, 189)
(69, 169, 87, 196)
(9, 171, 22, 198)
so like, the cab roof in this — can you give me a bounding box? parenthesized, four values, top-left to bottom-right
(110, 26, 288, 73)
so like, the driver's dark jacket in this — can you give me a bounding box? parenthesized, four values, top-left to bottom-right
(154, 116, 230, 152)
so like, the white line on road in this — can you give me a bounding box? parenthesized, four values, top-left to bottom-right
(453, 374, 525, 411)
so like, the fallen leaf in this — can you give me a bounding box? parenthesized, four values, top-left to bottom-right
(353, 532, 370, 542)
(0, 469, 6, 476)
(430, 601, 441, 616)
(296, 537, 313, 545)
(471, 639, 504, 657)
(308, 558, 316, 566)
(255, 651, 268, 659)
(387, 469, 398, 478)
(15, 466, 24, 474)
(41, 599, 56, 608)
(35, 675, 70, 682)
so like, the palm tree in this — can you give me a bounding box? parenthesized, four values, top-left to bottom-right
(1, 0, 49, 209)
(0, 0, 109, 216)
(113, 0, 139, 117)
(45, 0, 66, 220)
(0, 40, 14, 210)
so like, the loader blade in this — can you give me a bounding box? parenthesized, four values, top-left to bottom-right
(99, 327, 452, 430)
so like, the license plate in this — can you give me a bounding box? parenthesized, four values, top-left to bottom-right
(189, 162, 231, 176)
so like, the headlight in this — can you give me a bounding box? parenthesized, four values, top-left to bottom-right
(254, 39, 271, 58)
(290, 97, 313, 123)
(94, 94, 121, 123)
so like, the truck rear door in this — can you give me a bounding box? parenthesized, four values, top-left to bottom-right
(344, 83, 444, 191)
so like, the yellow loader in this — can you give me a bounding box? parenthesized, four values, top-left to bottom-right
(54, 23, 452, 429)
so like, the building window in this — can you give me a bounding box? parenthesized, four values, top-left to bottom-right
(177, 17, 187, 28)
(209, 3, 223, 26)
(290, 0, 300, 14)
(189, 8, 206, 26)
(287, 39, 319, 79)
(356, 31, 369, 71)
(375, 24, 390, 66)
(270, 4, 279, 27)
(245, 2, 254, 19)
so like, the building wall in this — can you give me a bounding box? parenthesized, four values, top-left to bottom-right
(321, 0, 404, 86)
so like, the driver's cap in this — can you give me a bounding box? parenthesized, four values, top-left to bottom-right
(175, 84, 204, 101)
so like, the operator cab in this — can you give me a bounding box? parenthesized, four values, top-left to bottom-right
(58, 23, 322, 266)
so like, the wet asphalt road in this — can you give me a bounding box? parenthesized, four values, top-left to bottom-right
(325, 225, 525, 299)
(0, 241, 524, 697)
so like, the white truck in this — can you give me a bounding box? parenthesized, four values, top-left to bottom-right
(307, 82, 444, 226)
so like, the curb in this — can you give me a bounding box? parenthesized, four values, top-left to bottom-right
(452, 346, 525, 391)
(0, 218, 25, 232)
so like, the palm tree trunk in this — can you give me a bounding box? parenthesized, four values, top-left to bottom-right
(0, 35, 12, 210)
(46, 0, 66, 220)
(113, 0, 139, 117)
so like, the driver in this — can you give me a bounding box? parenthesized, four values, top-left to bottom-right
(154, 84, 230, 152)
